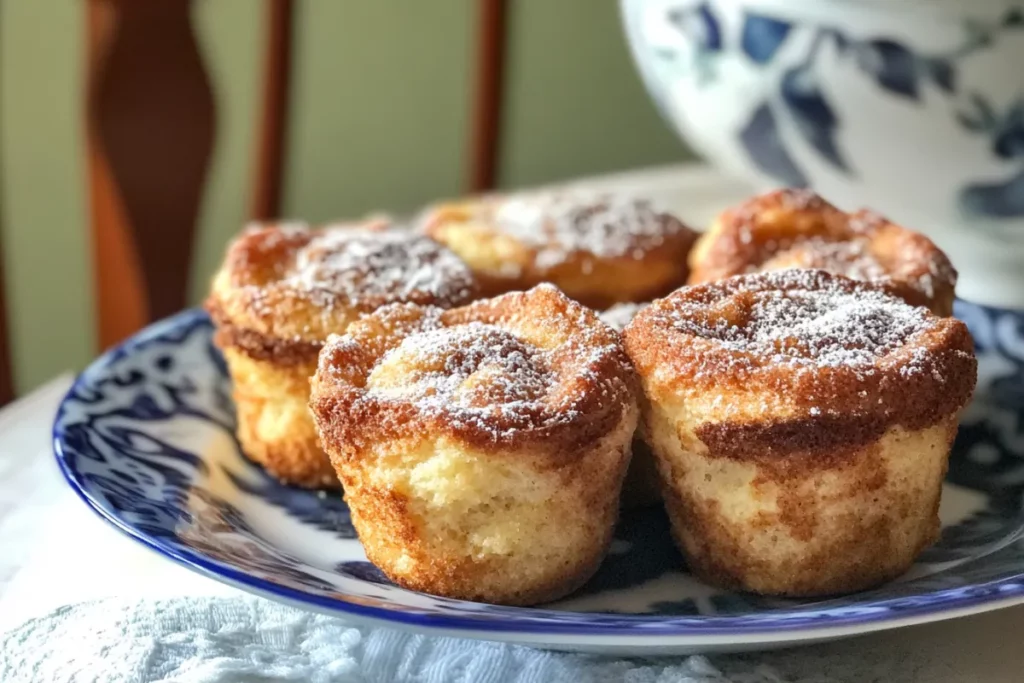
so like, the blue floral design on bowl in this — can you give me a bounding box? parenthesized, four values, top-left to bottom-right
(622, 0, 1024, 218)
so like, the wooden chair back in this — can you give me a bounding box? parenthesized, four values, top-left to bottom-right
(66, 0, 507, 391)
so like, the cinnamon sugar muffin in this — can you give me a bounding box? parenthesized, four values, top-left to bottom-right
(206, 222, 478, 488)
(688, 189, 958, 316)
(309, 284, 639, 605)
(624, 269, 976, 596)
(599, 302, 660, 508)
(419, 191, 698, 308)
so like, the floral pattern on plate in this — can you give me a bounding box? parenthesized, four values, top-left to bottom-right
(53, 303, 1024, 647)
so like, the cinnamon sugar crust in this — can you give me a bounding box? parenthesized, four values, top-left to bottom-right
(311, 284, 638, 458)
(625, 269, 976, 454)
(206, 221, 479, 354)
(419, 191, 698, 308)
(689, 189, 957, 315)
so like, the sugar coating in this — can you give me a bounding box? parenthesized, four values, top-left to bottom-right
(368, 323, 564, 432)
(367, 331, 623, 439)
(761, 238, 888, 281)
(285, 228, 476, 308)
(653, 269, 939, 375)
(697, 191, 958, 315)
(323, 284, 636, 443)
(492, 192, 690, 268)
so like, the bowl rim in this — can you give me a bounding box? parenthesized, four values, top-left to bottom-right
(622, 0, 1020, 25)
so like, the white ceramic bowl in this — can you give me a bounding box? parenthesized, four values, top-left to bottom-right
(621, 0, 1024, 308)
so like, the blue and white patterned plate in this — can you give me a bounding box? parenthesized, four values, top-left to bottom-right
(53, 302, 1024, 654)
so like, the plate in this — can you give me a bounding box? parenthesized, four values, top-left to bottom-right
(53, 302, 1024, 655)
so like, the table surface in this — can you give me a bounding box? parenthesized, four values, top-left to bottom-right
(2, 164, 1023, 681)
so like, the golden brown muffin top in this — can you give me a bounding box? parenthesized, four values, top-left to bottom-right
(625, 269, 976, 441)
(689, 189, 956, 313)
(310, 284, 638, 459)
(421, 191, 698, 273)
(206, 222, 479, 358)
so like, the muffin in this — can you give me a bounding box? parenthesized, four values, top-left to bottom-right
(206, 222, 478, 488)
(309, 284, 639, 605)
(599, 302, 660, 508)
(688, 189, 957, 315)
(419, 190, 698, 308)
(624, 269, 976, 596)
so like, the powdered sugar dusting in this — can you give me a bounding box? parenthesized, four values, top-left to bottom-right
(663, 269, 934, 372)
(492, 192, 689, 269)
(285, 228, 475, 308)
(761, 238, 888, 282)
(369, 323, 558, 429)
(358, 297, 631, 440)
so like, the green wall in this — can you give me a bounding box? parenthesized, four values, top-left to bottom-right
(0, 0, 688, 395)
(1, 1, 93, 395)
(500, 0, 684, 187)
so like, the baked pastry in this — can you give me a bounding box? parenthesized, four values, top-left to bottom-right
(624, 269, 976, 596)
(688, 189, 957, 316)
(419, 191, 698, 308)
(206, 222, 478, 488)
(309, 284, 639, 605)
(599, 302, 660, 508)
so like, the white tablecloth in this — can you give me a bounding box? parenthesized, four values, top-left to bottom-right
(2, 165, 1023, 680)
